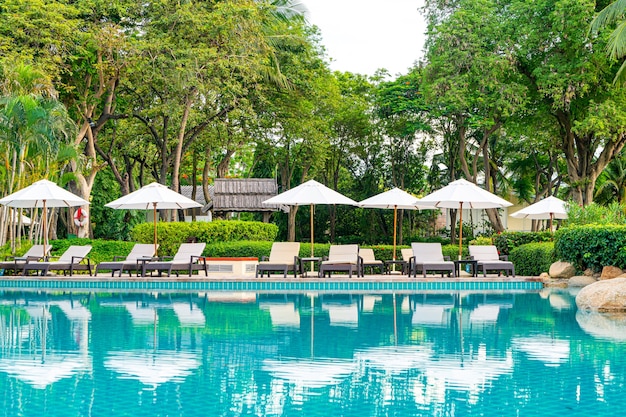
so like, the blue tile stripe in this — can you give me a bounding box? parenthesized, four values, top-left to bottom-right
(0, 279, 543, 292)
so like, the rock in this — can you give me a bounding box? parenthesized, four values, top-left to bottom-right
(549, 261, 576, 279)
(569, 275, 596, 287)
(584, 268, 594, 277)
(576, 310, 626, 341)
(601, 266, 623, 280)
(539, 272, 550, 281)
(576, 277, 626, 311)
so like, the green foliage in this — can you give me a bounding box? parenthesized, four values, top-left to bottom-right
(509, 242, 555, 276)
(48, 238, 137, 265)
(0, 239, 36, 259)
(131, 221, 278, 256)
(554, 225, 626, 272)
(492, 231, 554, 255)
(564, 202, 626, 226)
(469, 236, 494, 246)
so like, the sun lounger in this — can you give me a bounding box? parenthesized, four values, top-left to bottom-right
(255, 242, 300, 278)
(22, 245, 93, 276)
(319, 244, 363, 278)
(409, 242, 455, 278)
(360, 248, 385, 275)
(143, 243, 207, 277)
(0, 245, 51, 275)
(469, 245, 515, 277)
(95, 244, 158, 277)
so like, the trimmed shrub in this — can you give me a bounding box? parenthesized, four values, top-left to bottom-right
(492, 231, 554, 255)
(48, 238, 137, 265)
(131, 220, 278, 256)
(469, 236, 494, 246)
(554, 225, 626, 272)
(509, 242, 555, 276)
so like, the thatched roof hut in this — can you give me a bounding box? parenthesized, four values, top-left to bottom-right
(201, 178, 287, 216)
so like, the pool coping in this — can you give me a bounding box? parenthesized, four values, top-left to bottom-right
(0, 274, 544, 293)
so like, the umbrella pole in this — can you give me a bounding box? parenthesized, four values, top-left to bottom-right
(458, 202, 463, 260)
(153, 203, 158, 256)
(310, 204, 315, 274)
(42, 200, 47, 258)
(393, 206, 397, 261)
(549, 212, 554, 233)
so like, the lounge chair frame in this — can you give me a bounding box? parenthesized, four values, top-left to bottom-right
(256, 242, 301, 278)
(95, 244, 158, 277)
(144, 243, 208, 277)
(0, 245, 51, 276)
(319, 244, 363, 278)
(409, 242, 455, 278)
(469, 245, 515, 277)
(22, 245, 93, 276)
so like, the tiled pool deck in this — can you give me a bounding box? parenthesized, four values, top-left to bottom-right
(0, 273, 544, 293)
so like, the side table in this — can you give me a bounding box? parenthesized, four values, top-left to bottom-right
(453, 259, 478, 277)
(299, 257, 322, 277)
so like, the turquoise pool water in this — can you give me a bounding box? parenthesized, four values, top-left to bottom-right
(0, 288, 624, 416)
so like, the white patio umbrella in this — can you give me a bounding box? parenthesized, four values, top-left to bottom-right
(262, 180, 357, 257)
(417, 179, 512, 259)
(0, 179, 89, 255)
(509, 196, 567, 232)
(359, 187, 432, 262)
(105, 182, 202, 255)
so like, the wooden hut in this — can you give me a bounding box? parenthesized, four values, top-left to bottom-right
(202, 178, 286, 221)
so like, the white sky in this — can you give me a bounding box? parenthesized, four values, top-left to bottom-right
(303, 0, 428, 76)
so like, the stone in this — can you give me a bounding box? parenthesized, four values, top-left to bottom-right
(576, 277, 626, 311)
(584, 268, 594, 277)
(539, 272, 550, 281)
(569, 275, 596, 287)
(601, 266, 623, 280)
(549, 261, 576, 279)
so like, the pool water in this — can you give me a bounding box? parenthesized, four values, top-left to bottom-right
(0, 288, 625, 417)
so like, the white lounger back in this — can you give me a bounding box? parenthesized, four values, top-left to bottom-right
(57, 245, 92, 263)
(359, 248, 377, 263)
(126, 244, 158, 261)
(327, 244, 359, 264)
(411, 243, 445, 262)
(469, 245, 500, 261)
(268, 242, 300, 263)
(401, 248, 413, 262)
(172, 243, 206, 262)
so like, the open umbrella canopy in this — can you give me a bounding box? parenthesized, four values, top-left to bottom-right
(262, 180, 357, 257)
(105, 182, 202, 210)
(417, 179, 512, 259)
(0, 179, 89, 208)
(105, 182, 202, 255)
(0, 179, 89, 254)
(359, 188, 433, 261)
(262, 179, 357, 206)
(417, 179, 512, 209)
(510, 196, 567, 220)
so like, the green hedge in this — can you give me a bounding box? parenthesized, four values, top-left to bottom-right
(554, 225, 626, 272)
(131, 220, 278, 256)
(509, 242, 555, 276)
(492, 231, 554, 255)
(48, 238, 137, 265)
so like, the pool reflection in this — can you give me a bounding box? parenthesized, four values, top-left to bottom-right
(0, 289, 625, 416)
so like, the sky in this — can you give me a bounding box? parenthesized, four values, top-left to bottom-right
(303, 0, 428, 77)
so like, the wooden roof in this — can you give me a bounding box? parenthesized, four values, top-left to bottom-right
(203, 178, 286, 213)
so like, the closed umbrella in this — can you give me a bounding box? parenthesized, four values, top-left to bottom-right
(262, 180, 357, 258)
(509, 196, 567, 232)
(105, 182, 202, 255)
(359, 187, 432, 262)
(417, 179, 512, 259)
(0, 179, 89, 255)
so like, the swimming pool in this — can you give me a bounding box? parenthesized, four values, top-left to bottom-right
(0, 287, 624, 416)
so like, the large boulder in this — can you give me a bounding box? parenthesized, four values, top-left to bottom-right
(576, 277, 626, 311)
(600, 266, 623, 280)
(549, 261, 576, 279)
(569, 275, 596, 287)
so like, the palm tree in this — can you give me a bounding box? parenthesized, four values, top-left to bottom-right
(590, 0, 626, 85)
(0, 64, 76, 248)
(595, 155, 626, 205)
